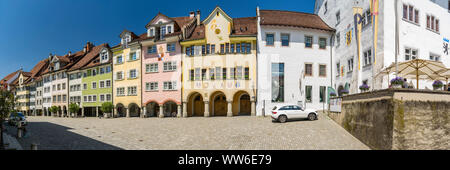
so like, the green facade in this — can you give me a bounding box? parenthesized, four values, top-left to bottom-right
(81, 64, 113, 107)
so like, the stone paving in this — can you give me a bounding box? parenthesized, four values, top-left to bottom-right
(6, 113, 369, 150)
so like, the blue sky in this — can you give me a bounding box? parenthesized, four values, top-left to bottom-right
(0, 0, 315, 78)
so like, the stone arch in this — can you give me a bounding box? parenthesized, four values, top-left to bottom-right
(187, 92, 204, 117)
(209, 91, 227, 116)
(145, 101, 159, 117)
(116, 103, 126, 117)
(232, 91, 252, 116)
(128, 103, 140, 117)
(163, 100, 178, 117)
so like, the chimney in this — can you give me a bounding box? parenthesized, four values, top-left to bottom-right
(189, 11, 195, 19)
(196, 10, 201, 26)
(68, 51, 72, 56)
(86, 42, 92, 53)
(48, 53, 52, 61)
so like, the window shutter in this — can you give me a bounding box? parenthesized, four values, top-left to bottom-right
(113, 56, 116, 64)
(136, 51, 140, 60)
(121, 72, 124, 80)
(113, 73, 116, 80)
(127, 70, 130, 79)
(127, 54, 130, 61)
(136, 69, 139, 78)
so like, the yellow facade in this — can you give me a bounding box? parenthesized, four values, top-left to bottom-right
(112, 43, 142, 117)
(181, 7, 257, 117)
(16, 73, 30, 113)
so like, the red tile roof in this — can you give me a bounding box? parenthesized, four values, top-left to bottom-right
(232, 17, 257, 36)
(68, 43, 109, 71)
(259, 10, 334, 32)
(29, 58, 49, 78)
(0, 70, 21, 85)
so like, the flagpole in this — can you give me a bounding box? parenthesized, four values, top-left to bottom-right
(394, 0, 399, 77)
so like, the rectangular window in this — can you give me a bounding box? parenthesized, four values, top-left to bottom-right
(215, 67, 222, 80)
(230, 44, 235, 53)
(186, 47, 191, 56)
(146, 82, 158, 91)
(244, 67, 250, 80)
(100, 81, 105, 88)
(163, 62, 177, 72)
(210, 68, 215, 80)
(100, 67, 105, 74)
(348, 58, 354, 72)
(266, 33, 274, 46)
(305, 64, 313, 76)
(83, 83, 87, 90)
(403, 4, 408, 19)
(430, 54, 441, 61)
(236, 66, 243, 80)
(202, 69, 207, 80)
(246, 43, 251, 53)
(148, 46, 157, 54)
(222, 68, 227, 80)
(281, 34, 290, 46)
(117, 87, 125, 96)
(92, 82, 97, 89)
(106, 80, 111, 87)
(306, 86, 312, 103)
(117, 56, 123, 64)
(167, 43, 176, 52)
(230, 68, 235, 80)
(225, 43, 230, 53)
(93, 95, 97, 102)
(130, 52, 137, 60)
(163, 81, 177, 90)
(195, 68, 201, 81)
(336, 32, 340, 47)
(363, 49, 373, 66)
(211, 45, 216, 54)
(220, 44, 225, 54)
(336, 63, 341, 76)
(100, 95, 105, 102)
(106, 94, 112, 101)
(127, 86, 137, 96)
(116, 71, 123, 80)
(129, 69, 137, 78)
(272, 63, 285, 102)
(319, 64, 327, 77)
(305, 36, 313, 48)
(405, 48, 418, 61)
(202, 45, 206, 55)
(206, 44, 210, 54)
(336, 11, 341, 25)
(236, 43, 241, 53)
(320, 86, 326, 103)
(319, 38, 327, 49)
(190, 69, 195, 81)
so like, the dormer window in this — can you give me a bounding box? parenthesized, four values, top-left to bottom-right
(160, 27, 166, 40)
(100, 51, 109, 63)
(168, 25, 172, 34)
(149, 28, 155, 37)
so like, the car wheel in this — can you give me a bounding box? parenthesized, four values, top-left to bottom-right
(308, 113, 317, 121)
(278, 115, 287, 123)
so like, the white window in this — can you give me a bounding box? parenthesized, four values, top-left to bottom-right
(146, 82, 158, 91)
(100, 51, 109, 63)
(116, 71, 124, 80)
(127, 86, 137, 96)
(106, 94, 112, 101)
(100, 94, 105, 102)
(348, 58, 354, 72)
(146, 63, 158, 73)
(405, 48, 418, 61)
(363, 49, 372, 67)
(92, 82, 97, 89)
(99, 81, 105, 88)
(163, 62, 177, 71)
(163, 81, 177, 90)
(129, 69, 138, 79)
(116, 55, 123, 64)
(106, 80, 111, 88)
(426, 15, 440, 33)
(430, 54, 441, 61)
(92, 95, 97, 102)
(83, 83, 87, 90)
(117, 87, 125, 96)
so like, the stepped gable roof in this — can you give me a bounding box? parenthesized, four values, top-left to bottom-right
(68, 43, 108, 71)
(259, 10, 334, 32)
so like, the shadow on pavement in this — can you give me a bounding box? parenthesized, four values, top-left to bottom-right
(4, 121, 122, 150)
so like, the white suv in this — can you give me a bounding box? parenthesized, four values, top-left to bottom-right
(271, 105, 318, 123)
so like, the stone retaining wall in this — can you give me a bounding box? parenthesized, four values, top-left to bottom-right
(327, 89, 450, 150)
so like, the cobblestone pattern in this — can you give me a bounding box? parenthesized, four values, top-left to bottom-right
(8, 113, 369, 150)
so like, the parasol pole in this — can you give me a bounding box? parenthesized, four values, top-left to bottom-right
(416, 60, 419, 89)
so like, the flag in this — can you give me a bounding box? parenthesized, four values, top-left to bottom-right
(353, 7, 363, 70)
(370, 0, 379, 64)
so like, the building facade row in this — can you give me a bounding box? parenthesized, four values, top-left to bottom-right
(3, 2, 447, 117)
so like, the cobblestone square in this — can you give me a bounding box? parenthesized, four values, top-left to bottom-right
(6, 113, 369, 150)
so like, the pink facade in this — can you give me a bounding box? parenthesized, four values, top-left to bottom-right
(141, 42, 182, 106)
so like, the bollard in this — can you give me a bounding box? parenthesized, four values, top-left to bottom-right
(17, 123, 23, 138)
(31, 143, 38, 150)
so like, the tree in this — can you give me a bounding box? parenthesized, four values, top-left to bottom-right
(69, 103, 80, 117)
(0, 89, 16, 150)
(49, 106, 59, 117)
(101, 102, 113, 114)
